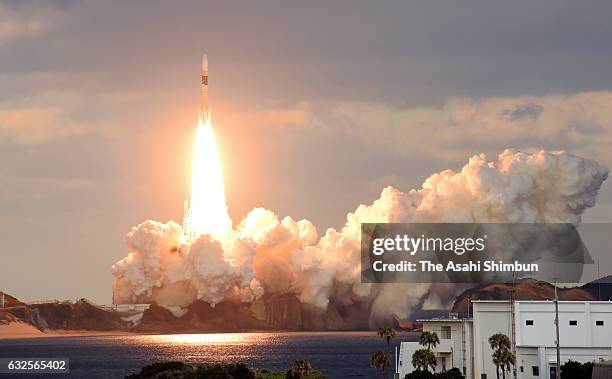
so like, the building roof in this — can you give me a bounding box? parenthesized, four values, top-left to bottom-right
(472, 300, 612, 304)
(416, 318, 473, 322)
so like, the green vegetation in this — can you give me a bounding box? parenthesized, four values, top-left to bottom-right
(407, 330, 465, 378)
(373, 324, 396, 379)
(377, 324, 396, 353)
(409, 330, 439, 374)
(488, 333, 515, 379)
(287, 358, 313, 379)
(404, 367, 464, 379)
(371, 351, 392, 379)
(256, 369, 328, 379)
(411, 348, 437, 373)
(488, 333, 510, 351)
(125, 361, 328, 379)
(125, 362, 254, 379)
(254, 371, 286, 379)
(560, 360, 593, 379)
(419, 331, 440, 350)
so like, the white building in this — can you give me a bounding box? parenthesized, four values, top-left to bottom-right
(398, 301, 612, 379)
(398, 315, 473, 378)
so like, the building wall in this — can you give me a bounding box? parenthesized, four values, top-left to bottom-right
(398, 301, 612, 379)
(515, 301, 612, 349)
(515, 347, 541, 379)
(587, 303, 612, 347)
(398, 320, 473, 378)
(515, 346, 612, 379)
(474, 301, 612, 379)
(423, 321, 473, 377)
(473, 302, 514, 379)
(398, 341, 420, 378)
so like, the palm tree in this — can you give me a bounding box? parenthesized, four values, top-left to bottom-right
(411, 348, 437, 373)
(419, 331, 440, 350)
(488, 333, 511, 351)
(492, 348, 516, 379)
(377, 324, 396, 354)
(370, 351, 392, 379)
(489, 333, 514, 379)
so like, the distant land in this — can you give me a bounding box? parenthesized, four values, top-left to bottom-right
(452, 276, 612, 315)
(2, 277, 612, 338)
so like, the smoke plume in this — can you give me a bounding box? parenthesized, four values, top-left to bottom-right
(112, 149, 608, 323)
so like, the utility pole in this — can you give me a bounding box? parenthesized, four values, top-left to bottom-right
(511, 275, 517, 379)
(554, 279, 561, 379)
(598, 259, 602, 301)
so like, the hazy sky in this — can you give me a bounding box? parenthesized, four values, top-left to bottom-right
(2, 0, 612, 303)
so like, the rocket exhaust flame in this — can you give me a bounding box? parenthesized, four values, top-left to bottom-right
(183, 120, 232, 240)
(183, 55, 231, 240)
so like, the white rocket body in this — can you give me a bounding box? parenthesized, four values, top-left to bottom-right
(199, 54, 209, 123)
(184, 54, 211, 240)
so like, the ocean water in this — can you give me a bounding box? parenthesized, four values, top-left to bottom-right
(0, 332, 418, 379)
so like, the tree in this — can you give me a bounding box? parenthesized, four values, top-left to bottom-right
(404, 367, 464, 379)
(378, 324, 397, 353)
(561, 360, 593, 379)
(492, 349, 515, 379)
(412, 348, 437, 373)
(488, 333, 514, 379)
(371, 351, 392, 379)
(404, 369, 433, 379)
(488, 333, 511, 351)
(288, 358, 312, 379)
(443, 367, 465, 379)
(419, 331, 440, 350)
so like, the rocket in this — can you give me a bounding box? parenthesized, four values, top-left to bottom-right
(199, 54, 209, 124)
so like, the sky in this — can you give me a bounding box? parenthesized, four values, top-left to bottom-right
(2, 0, 612, 303)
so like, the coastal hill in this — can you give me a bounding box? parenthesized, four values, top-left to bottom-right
(452, 277, 612, 315)
(0, 292, 372, 333)
(2, 277, 611, 335)
(1, 296, 127, 333)
(136, 293, 371, 332)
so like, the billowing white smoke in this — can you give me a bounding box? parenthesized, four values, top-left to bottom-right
(112, 149, 608, 323)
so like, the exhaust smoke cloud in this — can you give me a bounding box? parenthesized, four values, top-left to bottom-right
(111, 149, 608, 324)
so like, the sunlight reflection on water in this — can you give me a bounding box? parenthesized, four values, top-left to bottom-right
(0, 332, 419, 378)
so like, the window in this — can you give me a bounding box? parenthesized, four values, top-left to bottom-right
(441, 326, 451, 339)
(526, 320, 534, 326)
(596, 320, 604, 326)
(532, 366, 539, 376)
(569, 320, 578, 326)
(441, 357, 446, 371)
(481, 375, 487, 379)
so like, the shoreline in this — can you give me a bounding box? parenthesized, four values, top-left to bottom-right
(0, 322, 136, 340)
(0, 322, 418, 341)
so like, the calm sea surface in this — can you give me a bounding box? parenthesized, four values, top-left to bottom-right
(0, 332, 419, 379)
